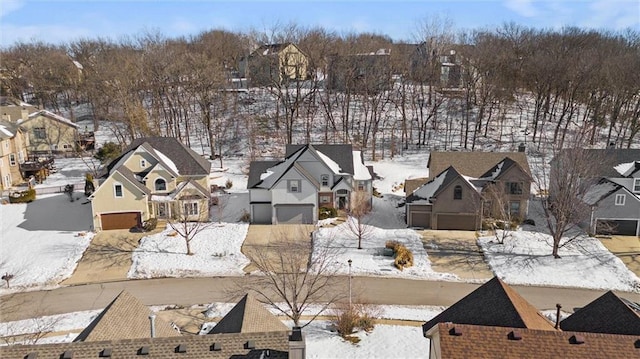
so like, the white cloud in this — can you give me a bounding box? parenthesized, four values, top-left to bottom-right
(581, 0, 640, 29)
(0, 0, 24, 18)
(504, 0, 539, 18)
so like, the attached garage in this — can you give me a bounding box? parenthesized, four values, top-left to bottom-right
(251, 203, 272, 224)
(436, 213, 477, 231)
(596, 219, 639, 236)
(100, 212, 141, 230)
(275, 204, 314, 224)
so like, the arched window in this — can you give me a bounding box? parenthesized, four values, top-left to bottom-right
(453, 185, 462, 200)
(155, 178, 167, 191)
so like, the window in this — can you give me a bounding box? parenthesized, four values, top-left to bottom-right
(634, 178, 640, 193)
(506, 182, 523, 195)
(114, 183, 123, 198)
(509, 201, 521, 217)
(140, 159, 147, 168)
(34, 127, 46, 140)
(155, 178, 167, 191)
(320, 195, 331, 204)
(9, 154, 16, 166)
(453, 185, 462, 200)
(615, 194, 626, 206)
(184, 202, 198, 216)
(321, 174, 329, 187)
(288, 180, 301, 193)
(357, 181, 365, 191)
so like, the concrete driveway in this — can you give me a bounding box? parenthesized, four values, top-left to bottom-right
(419, 230, 494, 280)
(241, 224, 316, 273)
(599, 235, 640, 277)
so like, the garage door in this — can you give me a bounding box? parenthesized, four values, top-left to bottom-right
(410, 212, 431, 228)
(437, 214, 477, 230)
(596, 219, 639, 236)
(276, 205, 314, 224)
(101, 212, 141, 230)
(251, 203, 272, 224)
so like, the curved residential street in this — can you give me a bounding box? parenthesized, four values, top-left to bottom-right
(2, 276, 639, 322)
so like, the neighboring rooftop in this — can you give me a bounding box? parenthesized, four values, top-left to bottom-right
(426, 322, 639, 359)
(422, 277, 556, 334)
(73, 291, 180, 342)
(561, 291, 640, 335)
(428, 151, 531, 179)
(208, 294, 289, 334)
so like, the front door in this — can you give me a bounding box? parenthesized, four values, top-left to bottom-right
(157, 202, 168, 218)
(338, 196, 346, 209)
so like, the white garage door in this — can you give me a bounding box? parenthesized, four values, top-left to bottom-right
(276, 205, 314, 224)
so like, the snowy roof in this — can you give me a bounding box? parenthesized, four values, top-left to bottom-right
(614, 161, 640, 177)
(24, 109, 79, 128)
(153, 148, 180, 175)
(409, 166, 481, 203)
(352, 151, 372, 180)
(118, 137, 210, 176)
(411, 168, 449, 202)
(582, 179, 619, 206)
(0, 121, 16, 139)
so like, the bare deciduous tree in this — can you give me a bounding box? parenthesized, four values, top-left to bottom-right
(239, 226, 343, 327)
(347, 191, 373, 250)
(167, 199, 212, 255)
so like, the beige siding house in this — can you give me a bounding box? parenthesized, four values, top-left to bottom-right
(18, 110, 79, 154)
(91, 137, 211, 231)
(0, 121, 29, 190)
(240, 43, 308, 86)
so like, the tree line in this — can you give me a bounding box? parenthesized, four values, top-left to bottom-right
(1, 22, 638, 161)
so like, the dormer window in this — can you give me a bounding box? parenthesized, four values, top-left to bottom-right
(453, 185, 462, 200)
(140, 159, 147, 168)
(321, 174, 329, 187)
(155, 178, 167, 191)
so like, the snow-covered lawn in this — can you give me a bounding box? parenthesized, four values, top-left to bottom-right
(479, 230, 640, 292)
(128, 223, 250, 278)
(313, 221, 458, 280)
(367, 152, 429, 195)
(0, 194, 94, 293)
(35, 157, 99, 189)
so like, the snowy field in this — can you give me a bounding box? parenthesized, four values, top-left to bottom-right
(34, 157, 99, 189)
(314, 221, 459, 281)
(366, 152, 430, 195)
(0, 194, 94, 294)
(128, 223, 250, 278)
(479, 230, 640, 292)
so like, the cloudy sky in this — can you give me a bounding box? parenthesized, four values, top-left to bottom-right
(1, 0, 638, 47)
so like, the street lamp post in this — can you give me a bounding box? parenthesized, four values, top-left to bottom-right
(348, 259, 352, 309)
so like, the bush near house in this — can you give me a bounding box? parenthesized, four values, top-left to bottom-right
(385, 240, 414, 270)
(143, 218, 158, 232)
(319, 206, 338, 220)
(9, 189, 36, 203)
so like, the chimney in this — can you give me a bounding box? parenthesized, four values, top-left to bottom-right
(555, 304, 562, 329)
(518, 143, 526, 152)
(289, 327, 306, 359)
(149, 314, 156, 338)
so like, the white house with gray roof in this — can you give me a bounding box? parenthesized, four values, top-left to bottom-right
(248, 144, 372, 224)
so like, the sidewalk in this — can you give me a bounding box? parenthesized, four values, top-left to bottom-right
(419, 230, 493, 280)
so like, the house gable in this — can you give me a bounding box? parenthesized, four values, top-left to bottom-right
(560, 291, 640, 335)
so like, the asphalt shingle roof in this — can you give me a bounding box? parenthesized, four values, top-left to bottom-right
(286, 144, 354, 175)
(560, 291, 640, 335)
(119, 137, 211, 176)
(208, 294, 289, 334)
(428, 322, 639, 359)
(428, 151, 531, 178)
(73, 291, 180, 342)
(422, 277, 556, 334)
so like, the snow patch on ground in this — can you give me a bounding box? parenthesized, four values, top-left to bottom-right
(128, 223, 250, 278)
(0, 194, 94, 294)
(313, 221, 459, 280)
(368, 152, 430, 196)
(479, 230, 640, 292)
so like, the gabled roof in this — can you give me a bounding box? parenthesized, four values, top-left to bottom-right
(208, 294, 288, 334)
(479, 157, 531, 181)
(248, 160, 279, 188)
(74, 291, 179, 342)
(251, 42, 300, 56)
(172, 179, 210, 199)
(560, 291, 640, 335)
(555, 149, 640, 177)
(408, 166, 480, 204)
(614, 161, 640, 177)
(113, 166, 151, 196)
(427, 322, 638, 359)
(119, 137, 211, 176)
(0, 120, 21, 140)
(582, 178, 622, 205)
(23, 109, 79, 128)
(428, 151, 531, 179)
(422, 277, 556, 334)
(286, 144, 355, 175)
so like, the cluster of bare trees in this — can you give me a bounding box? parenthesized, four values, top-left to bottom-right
(1, 23, 639, 159)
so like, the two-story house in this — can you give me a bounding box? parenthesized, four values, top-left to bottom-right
(326, 49, 392, 94)
(247, 144, 372, 224)
(90, 137, 211, 231)
(239, 43, 308, 87)
(579, 149, 640, 236)
(0, 120, 28, 191)
(405, 152, 531, 230)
